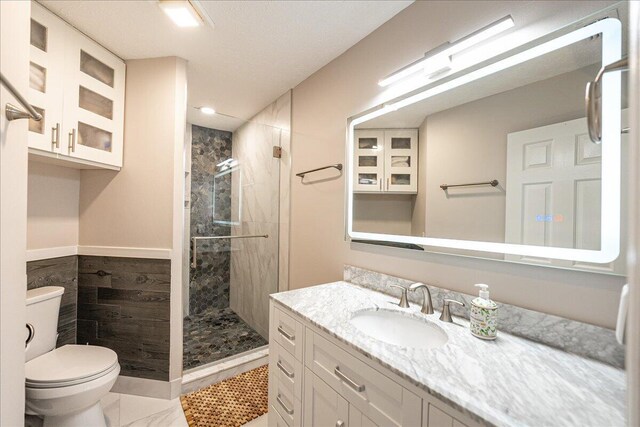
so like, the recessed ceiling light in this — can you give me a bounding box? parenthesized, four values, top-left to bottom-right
(158, 0, 203, 28)
(199, 106, 216, 115)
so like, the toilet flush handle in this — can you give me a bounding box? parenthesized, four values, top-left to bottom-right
(25, 323, 35, 347)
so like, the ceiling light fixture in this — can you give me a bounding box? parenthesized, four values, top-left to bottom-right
(199, 106, 216, 115)
(158, 0, 204, 28)
(378, 15, 514, 87)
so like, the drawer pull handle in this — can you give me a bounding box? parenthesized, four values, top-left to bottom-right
(277, 360, 295, 378)
(334, 366, 365, 392)
(277, 325, 295, 341)
(276, 394, 294, 415)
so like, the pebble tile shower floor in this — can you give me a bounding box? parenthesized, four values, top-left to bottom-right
(183, 307, 267, 370)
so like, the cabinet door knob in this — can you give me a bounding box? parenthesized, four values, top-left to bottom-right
(336, 421, 345, 427)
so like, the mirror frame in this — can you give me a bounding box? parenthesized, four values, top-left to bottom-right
(346, 17, 623, 263)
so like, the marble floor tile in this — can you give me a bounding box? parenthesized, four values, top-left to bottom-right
(243, 414, 268, 427)
(102, 392, 121, 427)
(183, 306, 267, 370)
(121, 399, 187, 427)
(119, 394, 178, 426)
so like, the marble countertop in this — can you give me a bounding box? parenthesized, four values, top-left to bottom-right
(271, 282, 626, 427)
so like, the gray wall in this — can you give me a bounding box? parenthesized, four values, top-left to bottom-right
(189, 125, 233, 314)
(77, 256, 171, 381)
(27, 256, 78, 347)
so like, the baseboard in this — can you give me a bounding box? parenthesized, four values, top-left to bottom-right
(181, 347, 269, 394)
(26, 246, 77, 261)
(26, 245, 172, 261)
(111, 375, 182, 400)
(78, 246, 172, 259)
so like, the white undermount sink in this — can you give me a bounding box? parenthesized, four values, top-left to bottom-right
(350, 309, 448, 349)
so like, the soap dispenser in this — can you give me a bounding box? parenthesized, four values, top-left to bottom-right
(470, 284, 498, 340)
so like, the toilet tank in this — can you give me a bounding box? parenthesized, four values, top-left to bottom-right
(26, 286, 64, 362)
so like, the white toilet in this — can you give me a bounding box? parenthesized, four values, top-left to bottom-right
(25, 286, 120, 427)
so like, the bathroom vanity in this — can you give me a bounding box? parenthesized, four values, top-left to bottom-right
(267, 280, 625, 427)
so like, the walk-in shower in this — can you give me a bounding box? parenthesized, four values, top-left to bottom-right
(183, 94, 289, 371)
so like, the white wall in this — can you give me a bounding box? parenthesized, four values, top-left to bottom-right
(0, 1, 30, 425)
(78, 57, 183, 250)
(27, 161, 80, 250)
(626, 1, 639, 422)
(290, 0, 626, 328)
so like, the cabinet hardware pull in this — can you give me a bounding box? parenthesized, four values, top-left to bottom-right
(336, 421, 345, 427)
(51, 123, 60, 148)
(276, 394, 294, 415)
(334, 366, 365, 392)
(68, 128, 76, 152)
(277, 360, 294, 378)
(387, 177, 390, 190)
(379, 178, 382, 191)
(277, 325, 295, 341)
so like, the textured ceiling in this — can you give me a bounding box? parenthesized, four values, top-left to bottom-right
(40, 0, 412, 130)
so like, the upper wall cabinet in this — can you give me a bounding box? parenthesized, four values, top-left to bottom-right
(29, 3, 125, 170)
(353, 129, 418, 193)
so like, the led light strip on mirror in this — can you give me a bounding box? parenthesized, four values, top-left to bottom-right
(347, 17, 622, 264)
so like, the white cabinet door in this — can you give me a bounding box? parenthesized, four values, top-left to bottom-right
(28, 3, 66, 154)
(384, 130, 418, 193)
(62, 30, 125, 167)
(304, 369, 349, 427)
(354, 130, 385, 193)
(505, 113, 627, 274)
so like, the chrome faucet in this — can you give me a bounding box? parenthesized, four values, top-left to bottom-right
(439, 299, 465, 323)
(390, 285, 410, 308)
(409, 282, 433, 314)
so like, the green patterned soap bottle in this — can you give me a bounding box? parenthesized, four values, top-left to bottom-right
(470, 284, 498, 340)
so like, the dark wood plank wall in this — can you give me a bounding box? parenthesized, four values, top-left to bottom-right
(27, 256, 78, 347)
(77, 256, 171, 381)
(27, 255, 171, 382)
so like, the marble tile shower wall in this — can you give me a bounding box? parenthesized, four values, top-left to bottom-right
(190, 125, 233, 314)
(27, 256, 78, 347)
(230, 92, 291, 340)
(77, 256, 171, 381)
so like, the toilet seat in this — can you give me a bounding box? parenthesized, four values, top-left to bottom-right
(26, 344, 118, 389)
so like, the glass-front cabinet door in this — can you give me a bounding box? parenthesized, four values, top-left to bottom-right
(353, 130, 385, 192)
(63, 30, 125, 167)
(384, 129, 418, 193)
(28, 4, 66, 153)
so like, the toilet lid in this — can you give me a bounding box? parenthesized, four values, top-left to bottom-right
(26, 345, 118, 387)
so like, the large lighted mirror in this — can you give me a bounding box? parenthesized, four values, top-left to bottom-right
(347, 4, 629, 275)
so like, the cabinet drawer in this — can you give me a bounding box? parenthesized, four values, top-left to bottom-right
(422, 400, 470, 427)
(269, 342, 303, 400)
(271, 306, 304, 361)
(269, 405, 291, 427)
(270, 370, 302, 427)
(305, 329, 421, 426)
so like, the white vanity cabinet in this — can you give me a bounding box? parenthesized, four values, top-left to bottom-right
(268, 303, 481, 427)
(353, 129, 418, 194)
(28, 3, 125, 170)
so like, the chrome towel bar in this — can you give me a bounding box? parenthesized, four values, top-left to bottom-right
(585, 57, 628, 143)
(296, 163, 343, 179)
(440, 180, 499, 191)
(191, 234, 268, 268)
(0, 72, 43, 122)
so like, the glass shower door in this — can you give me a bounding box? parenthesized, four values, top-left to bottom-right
(184, 120, 281, 371)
